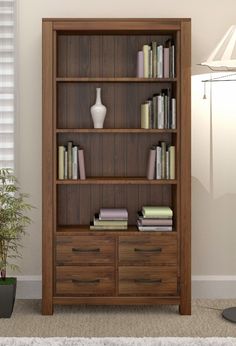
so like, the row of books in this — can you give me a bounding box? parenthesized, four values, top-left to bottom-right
(58, 142, 86, 180)
(141, 89, 176, 129)
(147, 143, 175, 180)
(90, 208, 128, 230)
(137, 206, 173, 231)
(137, 40, 175, 78)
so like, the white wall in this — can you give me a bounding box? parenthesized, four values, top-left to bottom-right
(16, 0, 236, 296)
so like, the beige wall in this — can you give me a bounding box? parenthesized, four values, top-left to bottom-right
(17, 0, 236, 277)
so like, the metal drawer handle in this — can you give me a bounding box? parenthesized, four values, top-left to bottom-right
(72, 279, 100, 284)
(134, 247, 162, 253)
(72, 248, 100, 253)
(134, 278, 162, 284)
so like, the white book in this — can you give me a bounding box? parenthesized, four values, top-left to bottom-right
(138, 225, 172, 232)
(157, 45, 163, 78)
(171, 98, 176, 129)
(58, 146, 65, 180)
(64, 151, 68, 179)
(157, 95, 164, 129)
(156, 146, 162, 179)
(72, 146, 78, 180)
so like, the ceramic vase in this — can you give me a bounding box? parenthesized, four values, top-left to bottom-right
(90, 88, 107, 128)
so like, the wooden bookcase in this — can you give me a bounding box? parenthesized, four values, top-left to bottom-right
(42, 18, 191, 315)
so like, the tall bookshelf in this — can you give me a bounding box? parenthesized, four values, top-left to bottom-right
(42, 18, 191, 315)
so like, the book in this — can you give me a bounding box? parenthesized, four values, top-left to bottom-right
(93, 214, 128, 227)
(157, 94, 164, 129)
(157, 45, 163, 78)
(99, 208, 128, 220)
(142, 206, 173, 218)
(156, 145, 162, 179)
(163, 47, 170, 78)
(141, 103, 149, 129)
(137, 224, 173, 232)
(78, 147, 86, 180)
(146, 146, 156, 180)
(152, 94, 158, 128)
(166, 150, 170, 180)
(67, 141, 73, 180)
(64, 150, 68, 179)
(161, 141, 166, 179)
(58, 146, 65, 180)
(149, 49, 153, 78)
(169, 146, 175, 179)
(143, 45, 150, 78)
(72, 146, 78, 180)
(137, 213, 173, 226)
(137, 51, 144, 78)
(152, 41, 157, 78)
(90, 222, 127, 230)
(170, 44, 175, 78)
(171, 98, 176, 129)
(146, 99, 153, 128)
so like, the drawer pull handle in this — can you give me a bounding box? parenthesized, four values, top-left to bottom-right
(72, 248, 100, 253)
(134, 278, 162, 284)
(72, 279, 100, 284)
(134, 247, 162, 253)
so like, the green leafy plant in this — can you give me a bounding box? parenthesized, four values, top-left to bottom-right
(0, 168, 33, 281)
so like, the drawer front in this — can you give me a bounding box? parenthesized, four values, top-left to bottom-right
(119, 235, 177, 265)
(56, 236, 115, 265)
(119, 266, 177, 295)
(56, 266, 115, 296)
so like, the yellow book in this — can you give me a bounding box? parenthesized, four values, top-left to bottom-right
(58, 146, 65, 180)
(141, 103, 149, 129)
(169, 146, 175, 179)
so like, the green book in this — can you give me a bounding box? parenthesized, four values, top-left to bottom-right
(142, 206, 173, 218)
(169, 146, 175, 179)
(67, 141, 73, 180)
(93, 214, 128, 227)
(161, 141, 166, 179)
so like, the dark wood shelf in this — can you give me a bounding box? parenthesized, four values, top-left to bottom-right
(57, 224, 177, 235)
(56, 177, 178, 185)
(56, 128, 177, 134)
(56, 77, 178, 83)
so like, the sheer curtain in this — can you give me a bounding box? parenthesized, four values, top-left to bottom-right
(0, 0, 16, 169)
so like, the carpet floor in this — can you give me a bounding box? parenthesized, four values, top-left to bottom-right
(0, 300, 236, 337)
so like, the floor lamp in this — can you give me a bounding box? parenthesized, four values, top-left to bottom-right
(201, 25, 236, 323)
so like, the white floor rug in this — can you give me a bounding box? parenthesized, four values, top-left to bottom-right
(0, 338, 236, 346)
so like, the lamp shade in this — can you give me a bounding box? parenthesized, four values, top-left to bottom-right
(201, 25, 236, 71)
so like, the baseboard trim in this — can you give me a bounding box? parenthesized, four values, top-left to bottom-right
(15, 275, 236, 299)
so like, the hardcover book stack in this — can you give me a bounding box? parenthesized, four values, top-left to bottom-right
(147, 142, 175, 180)
(137, 206, 173, 231)
(137, 40, 175, 78)
(141, 89, 176, 129)
(90, 208, 128, 230)
(58, 142, 86, 180)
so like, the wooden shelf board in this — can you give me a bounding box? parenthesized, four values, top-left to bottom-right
(56, 128, 177, 134)
(56, 225, 177, 235)
(56, 177, 178, 185)
(56, 77, 178, 83)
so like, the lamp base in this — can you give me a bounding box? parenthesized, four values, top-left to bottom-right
(222, 307, 236, 323)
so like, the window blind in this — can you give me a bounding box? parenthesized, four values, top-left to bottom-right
(0, 0, 15, 169)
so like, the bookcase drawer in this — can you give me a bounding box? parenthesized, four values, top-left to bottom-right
(56, 266, 115, 295)
(119, 235, 177, 265)
(119, 266, 177, 295)
(56, 236, 115, 265)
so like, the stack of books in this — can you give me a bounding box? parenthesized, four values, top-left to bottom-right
(137, 206, 173, 231)
(90, 208, 128, 230)
(58, 142, 86, 180)
(141, 89, 176, 129)
(137, 40, 175, 78)
(147, 142, 175, 180)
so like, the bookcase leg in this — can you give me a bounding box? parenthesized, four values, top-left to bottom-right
(42, 300, 53, 315)
(179, 301, 191, 315)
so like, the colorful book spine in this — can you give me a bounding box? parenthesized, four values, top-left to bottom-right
(157, 45, 163, 78)
(164, 47, 170, 78)
(72, 146, 78, 180)
(156, 145, 162, 179)
(99, 208, 128, 220)
(157, 95, 164, 129)
(142, 206, 173, 218)
(67, 141, 73, 180)
(161, 142, 166, 179)
(152, 41, 157, 78)
(171, 98, 176, 129)
(143, 45, 150, 78)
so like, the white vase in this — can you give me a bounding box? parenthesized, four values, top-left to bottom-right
(90, 88, 107, 128)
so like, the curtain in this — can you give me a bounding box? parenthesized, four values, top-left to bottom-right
(0, 0, 15, 169)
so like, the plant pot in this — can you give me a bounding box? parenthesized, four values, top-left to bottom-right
(0, 277, 17, 318)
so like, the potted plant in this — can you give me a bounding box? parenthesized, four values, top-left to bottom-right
(0, 168, 33, 318)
